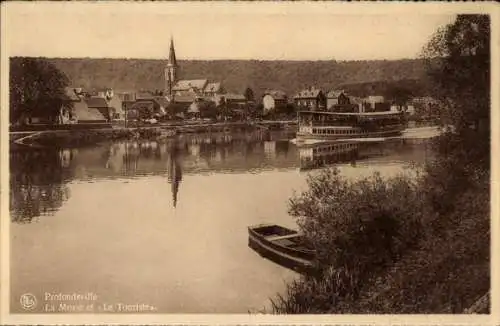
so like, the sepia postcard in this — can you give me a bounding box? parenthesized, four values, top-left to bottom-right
(0, 1, 499, 325)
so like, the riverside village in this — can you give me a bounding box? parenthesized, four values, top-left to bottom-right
(11, 38, 439, 138)
(7, 12, 490, 317)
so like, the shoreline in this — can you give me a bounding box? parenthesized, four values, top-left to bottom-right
(9, 121, 298, 149)
(10, 121, 441, 150)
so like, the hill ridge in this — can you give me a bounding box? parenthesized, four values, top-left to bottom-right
(12, 57, 431, 98)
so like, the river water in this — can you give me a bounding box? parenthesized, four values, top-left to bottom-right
(9, 130, 434, 313)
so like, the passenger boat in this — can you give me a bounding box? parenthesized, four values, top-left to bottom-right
(248, 223, 315, 273)
(296, 110, 405, 140)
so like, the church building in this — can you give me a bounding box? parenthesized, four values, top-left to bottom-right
(165, 38, 225, 102)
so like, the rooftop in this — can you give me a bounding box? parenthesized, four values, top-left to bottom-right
(85, 97, 109, 108)
(130, 101, 154, 110)
(224, 93, 246, 101)
(173, 79, 208, 91)
(204, 82, 221, 93)
(327, 90, 347, 98)
(152, 96, 170, 108)
(174, 93, 197, 103)
(73, 101, 107, 121)
(294, 88, 322, 99)
(136, 91, 155, 100)
(64, 87, 81, 101)
(264, 90, 287, 100)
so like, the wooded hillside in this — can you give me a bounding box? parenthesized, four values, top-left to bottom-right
(14, 57, 432, 98)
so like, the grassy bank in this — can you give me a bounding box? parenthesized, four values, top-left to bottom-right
(10, 121, 270, 148)
(14, 127, 175, 148)
(271, 134, 490, 314)
(24, 128, 138, 148)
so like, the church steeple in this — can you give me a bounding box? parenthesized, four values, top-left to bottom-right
(165, 37, 178, 99)
(168, 37, 177, 67)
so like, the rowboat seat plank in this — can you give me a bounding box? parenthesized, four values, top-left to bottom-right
(265, 234, 301, 241)
(273, 239, 297, 247)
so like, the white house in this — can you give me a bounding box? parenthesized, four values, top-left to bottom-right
(262, 90, 287, 112)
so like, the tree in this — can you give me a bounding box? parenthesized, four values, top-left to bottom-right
(249, 103, 264, 119)
(386, 85, 414, 112)
(216, 97, 233, 121)
(199, 100, 217, 120)
(10, 57, 71, 125)
(136, 104, 154, 120)
(166, 102, 186, 119)
(244, 87, 255, 102)
(422, 14, 490, 170)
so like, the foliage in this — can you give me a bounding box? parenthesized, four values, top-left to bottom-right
(10, 57, 71, 124)
(249, 103, 264, 119)
(385, 85, 414, 110)
(165, 102, 187, 118)
(273, 169, 428, 312)
(244, 87, 255, 102)
(352, 172, 490, 313)
(216, 100, 236, 120)
(422, 14, 490, 171)
(339, 78, 430, 99)
(281, 103, 298, 116)
(272, 160, 489, 313)
(198, 100, 218, 119)
(135, 104, 155, 120)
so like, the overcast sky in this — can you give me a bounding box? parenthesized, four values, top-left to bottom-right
(3, 2, 463, 61)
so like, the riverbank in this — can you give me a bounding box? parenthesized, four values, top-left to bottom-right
(270, 133, 490, 314)
(10, 121, 298, 148)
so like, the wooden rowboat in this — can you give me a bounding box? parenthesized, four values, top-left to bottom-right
(248, 223, 315, 273)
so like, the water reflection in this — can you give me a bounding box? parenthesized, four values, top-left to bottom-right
(10, 131, 433, 223)
(299, 142, 359, 171)
(298, 139, 434, 171)
(10, 131, 299, 222)
(10, 149, 73, 223)
(168, 143, 182, 208)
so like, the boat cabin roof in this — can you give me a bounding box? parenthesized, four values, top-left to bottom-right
(299, 110, 401, 116)
(313, 126, 356, 129)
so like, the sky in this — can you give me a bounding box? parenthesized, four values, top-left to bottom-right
(1, 2, 464, 61)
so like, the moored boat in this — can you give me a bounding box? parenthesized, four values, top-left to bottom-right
(296, 110, 405, 140)
(248, 223, 315, 273)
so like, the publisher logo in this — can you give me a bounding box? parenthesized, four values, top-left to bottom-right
(20, 293, 37, 310)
